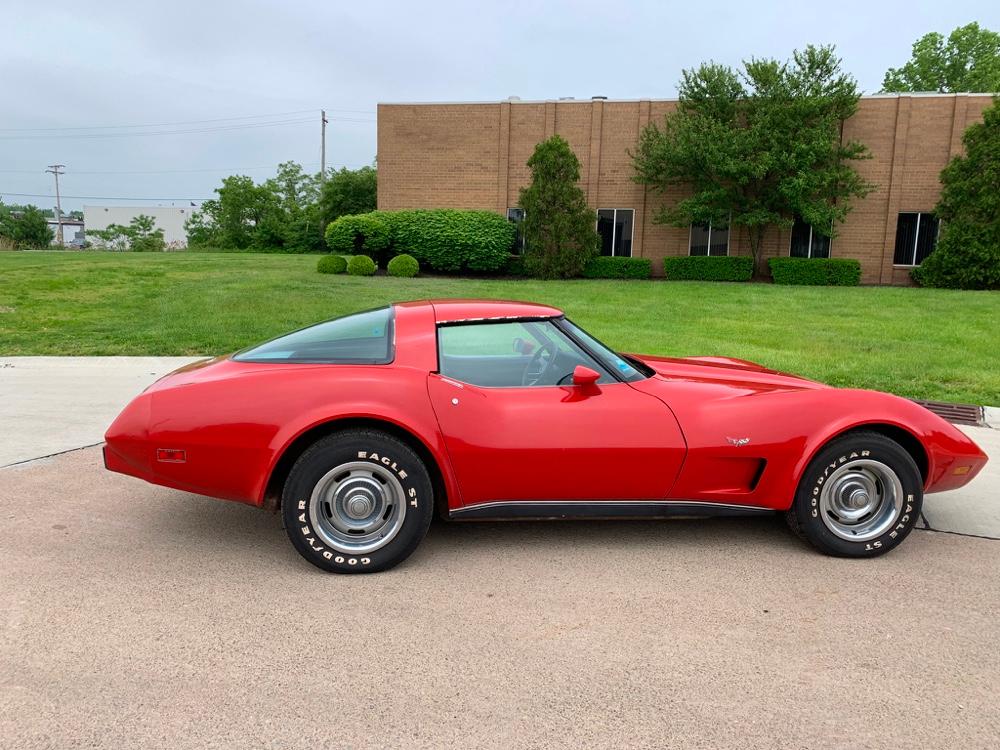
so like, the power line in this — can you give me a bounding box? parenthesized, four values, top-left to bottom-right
(0, 108, 375, 133)
(0, 117, 332, 141)
(0, 163, 346, 175)
(2, 192, 211, 202)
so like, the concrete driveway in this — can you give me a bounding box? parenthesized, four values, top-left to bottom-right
(1, 357, 998, 748)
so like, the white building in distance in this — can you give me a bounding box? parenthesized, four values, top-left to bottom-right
(83, 205, 196, 248)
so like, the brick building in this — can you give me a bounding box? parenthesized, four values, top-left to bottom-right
(377, 93, 993, 284)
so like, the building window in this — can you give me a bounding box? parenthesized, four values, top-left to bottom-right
(790, 217, 831, 259)
(689, 220, 729, 256)
(507, 208, 525, 254)
(893, 212, 939, 266)
(596, 209, 634, 257)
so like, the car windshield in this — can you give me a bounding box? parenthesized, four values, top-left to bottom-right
(560, 318, 649, 382)
(233, 307, 393, 364)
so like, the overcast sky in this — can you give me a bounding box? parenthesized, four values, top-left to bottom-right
(3, 0, 996, 211)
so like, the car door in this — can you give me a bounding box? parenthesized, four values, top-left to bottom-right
(427, 319, 686, 507)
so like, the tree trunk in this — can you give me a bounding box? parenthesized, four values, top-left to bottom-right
(747, 225, 768, 279)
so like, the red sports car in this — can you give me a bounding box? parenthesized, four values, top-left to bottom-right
(105, 299, 987, 573)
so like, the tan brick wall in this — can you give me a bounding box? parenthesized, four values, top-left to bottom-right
(377, 95, 993, 284)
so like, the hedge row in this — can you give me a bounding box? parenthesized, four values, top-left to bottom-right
(769, 257, 861, 286)
(581, 256, 652, 279)
(325, 210, 514, 273)
(663, 256, 753, 281)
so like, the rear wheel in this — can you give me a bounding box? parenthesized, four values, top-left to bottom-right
(282, 429, 433, 573)
(787, 431, 923, 557)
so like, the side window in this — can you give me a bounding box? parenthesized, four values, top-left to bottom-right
(438, 320, 610, 388)
(234, 307, 393, 364)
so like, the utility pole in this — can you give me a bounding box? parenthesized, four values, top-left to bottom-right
(320, 110, 328, 184)
(45, 164, 65, 246)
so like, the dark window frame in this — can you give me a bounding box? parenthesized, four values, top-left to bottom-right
(596, 208, 635, 257)
(789, 216, 832, 259)
(506, 207, 526, 254)
(893, 212, 940, 267)
(688, 218, 730, 256)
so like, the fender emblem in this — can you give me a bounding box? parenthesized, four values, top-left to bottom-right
(726, 437, 750, 447)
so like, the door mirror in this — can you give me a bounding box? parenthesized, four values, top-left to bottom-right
(572, 365, 601, 386)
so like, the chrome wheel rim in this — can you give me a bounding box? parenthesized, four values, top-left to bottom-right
(818, 459, 903, 542)
(308, 461, 406, 554)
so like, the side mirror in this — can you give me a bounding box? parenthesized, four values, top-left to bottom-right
(572, 365, 601, 386)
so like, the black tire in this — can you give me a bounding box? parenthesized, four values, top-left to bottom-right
(281, 429, 434, 573)
(787, 431, 923, 558)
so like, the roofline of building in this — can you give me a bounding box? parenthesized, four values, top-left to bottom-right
(378, 92, 997, 107)
(81, 204, 199, 209)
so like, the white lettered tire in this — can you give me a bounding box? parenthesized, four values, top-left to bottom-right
(282, 429, 433, 573)
(787, 431, 923, 557)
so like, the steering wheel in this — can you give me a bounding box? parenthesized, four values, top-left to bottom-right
(522, 342, 557, 386)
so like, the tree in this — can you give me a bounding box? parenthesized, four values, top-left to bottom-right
(882, 23, 1000, 93)
(186, 174, 280, 249)
(632, 45, 873, 277)
(263, 161, 324, 253)
(0, 204, 54, 248)
(86, 215, 165, 252)
(518, 135, 599, 278)
(318, 165, 377, 226)
(127, 215, 166, 252)
(186, 162, 329, 252)
(912, 99, 1000, 289)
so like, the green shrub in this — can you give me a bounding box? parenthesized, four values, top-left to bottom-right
(912, 224, 1000, 289)
(581, 256, 652, 279)
(663, 256, 753, 281)
(769, 257, 861, 286)
(503, 255, 528, 277)
(391, 209, 514, 273)
(347, 254, 376, 276)
(324, 209, 514, 274)
(387, 253, 419, 277)
(317, 254, 347, 274)
(324, 213, 391, 257)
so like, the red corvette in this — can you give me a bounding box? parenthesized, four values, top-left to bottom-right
(105, 299, 987, 573)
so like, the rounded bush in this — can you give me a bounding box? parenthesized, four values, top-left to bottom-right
(317, 254, 347, 274)
(347, 254, 377, 276)
(324, 216, 360, 253)
(387, 254, 419, 277)
(324, 213, 391, 256)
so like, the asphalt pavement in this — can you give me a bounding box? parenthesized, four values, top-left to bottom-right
(1, 357, 998, 748)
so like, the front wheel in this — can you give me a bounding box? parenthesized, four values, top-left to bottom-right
(282, 429, 434, 573)
(787, 431, 923, 557)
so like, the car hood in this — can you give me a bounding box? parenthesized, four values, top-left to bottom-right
(629, 353, 828, 394)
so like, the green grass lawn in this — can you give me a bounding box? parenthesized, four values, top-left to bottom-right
(1, 251, 998, 404)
